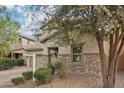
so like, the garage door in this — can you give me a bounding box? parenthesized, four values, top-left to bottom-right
(118, 52, 124, 71)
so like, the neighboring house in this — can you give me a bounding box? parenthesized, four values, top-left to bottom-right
(10, 33, 36, 66)
(118, 47, 124, 71)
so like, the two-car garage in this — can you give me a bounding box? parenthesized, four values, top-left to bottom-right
(118, 47, 124, 71)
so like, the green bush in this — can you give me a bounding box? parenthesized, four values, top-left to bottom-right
(11, 77, 24, 85)
(0, 58, 24, 71)
(15, 59, 24, 66)
(0, 60, 5, 70)
(55, 61, 64, 70)
(55, 60, 67, 79)
(48, 62, 54, 68)
(48, 62, 56, 74)
(0, 58, 16, 70)
(34, 68, 52, 84)
(22, 71, 33, 80)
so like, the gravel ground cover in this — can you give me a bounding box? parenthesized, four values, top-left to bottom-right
(1, 71, 124, 88)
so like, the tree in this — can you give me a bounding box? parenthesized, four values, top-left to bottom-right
(19, 5, 57, 33)
(41, 5, 124, 88)
(0, 16, 20, 57)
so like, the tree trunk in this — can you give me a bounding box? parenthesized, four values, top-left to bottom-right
(102, 57, 119, 88)
(104, 76, 114, 88)
(96, 39, 116, 88)
(100, 55, 108, 88)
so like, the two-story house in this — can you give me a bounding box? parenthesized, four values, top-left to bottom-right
(31, 30, 124, 75)
(11, 30, 124, 75)
(10, 32, 36, 66)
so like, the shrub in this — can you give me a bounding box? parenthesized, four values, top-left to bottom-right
(11, 77, 24, 85)
(0, 60, 5, 70)
(48, 62, 54, 68)
(55, 61, 64, 70)
(0, 58, 16, 70)
(15, 59, 24, 66)
(34, 68, 52, 84)
(48, 62, 55, 75)
(55, 60, 67, 79)
(0, 58, 24, 71)
(5, 59, 16, 68)
(22, 71, 33, 80)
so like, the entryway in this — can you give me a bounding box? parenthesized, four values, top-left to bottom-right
(48, 47, 58, 63)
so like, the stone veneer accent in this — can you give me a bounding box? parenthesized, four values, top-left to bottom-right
(69, 53, 101, 75)
(36, 54, 49, 69)
(34, 53, 101, 75)
(58, 53, 101, 75)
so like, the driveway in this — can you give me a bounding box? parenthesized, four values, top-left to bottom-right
(0, 66, 32, 87)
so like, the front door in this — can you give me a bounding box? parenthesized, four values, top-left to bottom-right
(48, 47, 58, 63)
(118, 52, 124, 71)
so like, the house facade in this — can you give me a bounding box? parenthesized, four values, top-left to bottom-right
(31, 31, 124, 75)
(32, 32, 102, 75)
(11, 31, 124, 74)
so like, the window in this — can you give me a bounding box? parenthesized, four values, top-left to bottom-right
(11, 40, 13, 44)
(72, 46, 82, 62)
(27, 40, 30, 44)
(19, 38, 21, 43)
(37, 37, 40, 41)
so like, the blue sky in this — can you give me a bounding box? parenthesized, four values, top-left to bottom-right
(7, 5, 26, 25)
(5, 5, 37, 40)
(1, 5, 53, 40)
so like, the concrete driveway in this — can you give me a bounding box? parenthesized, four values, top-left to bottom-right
(0, 66, 32, 87)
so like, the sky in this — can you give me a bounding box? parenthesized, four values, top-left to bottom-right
(5, 5, 44, 40)
(7, 5, 26, 25)
(0, 5, 55, 40)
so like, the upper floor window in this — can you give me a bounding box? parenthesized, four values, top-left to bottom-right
(19, 38, 22, 43)
(37, 37, 40, 41)
(27, 40, 30, 44)
(11, 40, 14, 44)
(72, 45, 83, 62)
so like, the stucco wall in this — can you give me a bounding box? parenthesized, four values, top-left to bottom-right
(22, 38, 34, 47)
(82, 34, 99, 53)
(39, 44, 48, 55)
(58, 46, 71, 55)
(36, 55, 48, 69)
(55, 34, 99, 54)
(39, 34, 100, 55)
(56, 34, 99, 54)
